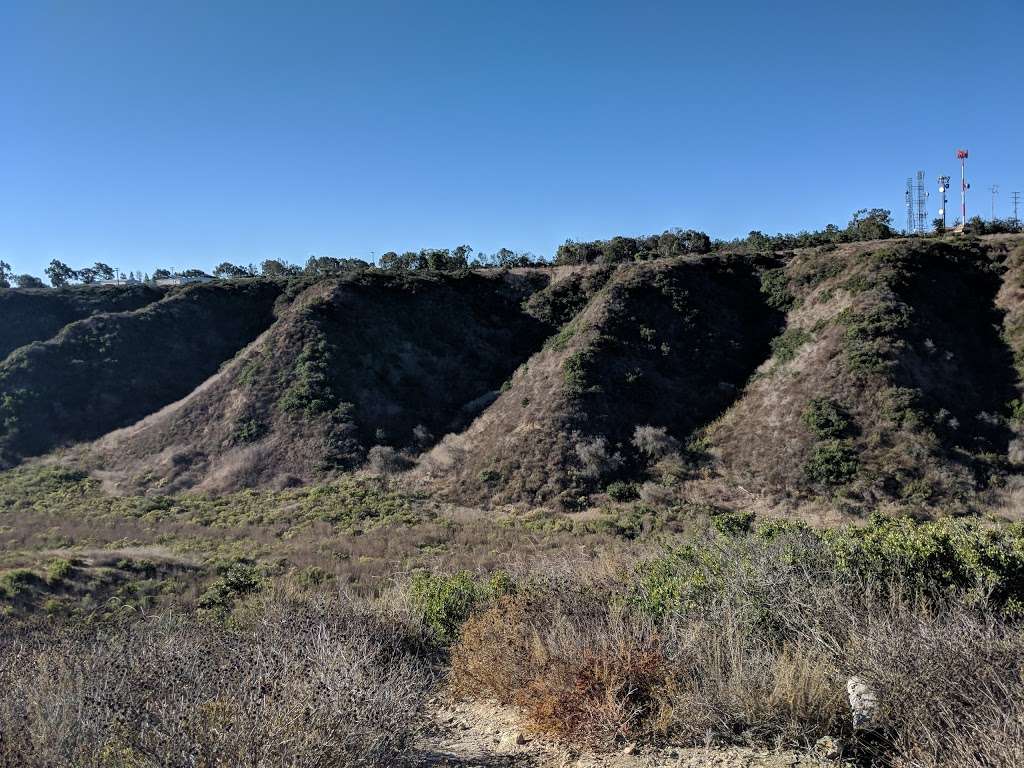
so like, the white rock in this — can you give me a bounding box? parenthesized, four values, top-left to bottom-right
(847, 676, 879, 728)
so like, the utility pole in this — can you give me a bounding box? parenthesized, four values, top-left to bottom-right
(1012, 191, 1022, 225)
(991, 184, 1000, 222)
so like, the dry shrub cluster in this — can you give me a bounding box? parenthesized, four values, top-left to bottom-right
(0, 590, 431, 768)
(449, 530, 1024, 767)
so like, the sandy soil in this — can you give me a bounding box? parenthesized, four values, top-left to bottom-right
(418, 698, 844, 768)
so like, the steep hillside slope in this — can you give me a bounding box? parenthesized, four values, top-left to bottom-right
(0, 284, 163, 361)
(0, 282, 281, 466)
(709, 237, 1020, 513)
(80, 270, 552, 493)
(422, 256, 784, 507)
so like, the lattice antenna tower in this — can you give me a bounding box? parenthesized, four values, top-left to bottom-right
(905, 177, 914, 234)
(915, 170, 929, 233)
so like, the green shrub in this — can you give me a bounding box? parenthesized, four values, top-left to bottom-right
(477, 468, 500, 484)
(804, 440, 858, 486)
(197, 560, 264, 614)
(802, 398, 851, 439)
(234, 418, 267, 444)
(770, 327, 811, 364)
(605, 481, 639, 502)
(0, 569, 37, 598)
(710, 509, 755, 536)
(45, 558, 74, 583)
(295, 565, 333, 590)
(760, 268, 794, 310)
(409, 570, 514, 643)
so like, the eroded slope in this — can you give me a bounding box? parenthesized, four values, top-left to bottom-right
(422, 256, 784, 507)
(81, 271, 552, 492)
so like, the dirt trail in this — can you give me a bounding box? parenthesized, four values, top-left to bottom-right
(418, 699, 840, 768)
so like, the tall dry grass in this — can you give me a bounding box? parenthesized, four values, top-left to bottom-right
(0, 590, 431, 768)
(449, 533, 1024, 767)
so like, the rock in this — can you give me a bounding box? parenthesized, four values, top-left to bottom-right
(814, 735, 841, 760)
(499, 731, 528, 750)
(846, 676, 879, 729)
(623, 742, 639, 756)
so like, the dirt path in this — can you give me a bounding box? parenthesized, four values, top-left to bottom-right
(418, 698, 841, 768)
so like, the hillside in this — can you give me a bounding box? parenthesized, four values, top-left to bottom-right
(0, 281, 281, 467)
(709, 237, 1022, 514)
(76, 270, 551, 492)
(2, 234, 1023, 518)
(0, 283, 163, 361)
(421, 255, 784, 507)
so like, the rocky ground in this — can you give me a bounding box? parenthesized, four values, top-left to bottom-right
(418, 698, 846, 768)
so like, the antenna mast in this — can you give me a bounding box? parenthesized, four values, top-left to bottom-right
(990, 185, 1000, 222)
(957, 149, 969, 226)
(937, 176, 950, 231)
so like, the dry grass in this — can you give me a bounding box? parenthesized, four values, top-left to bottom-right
(448, 534, 1024, 766)
(0, 589, 431, 768)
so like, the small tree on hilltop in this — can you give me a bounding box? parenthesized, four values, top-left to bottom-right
(13, 274, 45, 289)
(45, 260, 77, 287)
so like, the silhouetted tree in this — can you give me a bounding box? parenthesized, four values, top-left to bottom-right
(13, 274, 45, 289)
(45, 260, 76, 287)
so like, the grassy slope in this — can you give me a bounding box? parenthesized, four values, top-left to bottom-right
(424, 255, 784, 507)
(0, 284, 163, 361)
(0, 281, 282, 466)
(709, 236, 1022, 514)
(78, 270, 552, 492)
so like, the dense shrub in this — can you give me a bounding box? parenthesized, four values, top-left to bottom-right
(802, 398, 852, 439)
(804, 440, 859, 486)
(0, 592, 430, 767)
(605, 481, 639, 502)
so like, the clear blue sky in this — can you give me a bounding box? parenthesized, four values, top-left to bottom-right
(2, 1, 1022, 278)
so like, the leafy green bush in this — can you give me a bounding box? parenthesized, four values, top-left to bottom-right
(769, 327, 812, 363)
(710, 509, 755, 536)
(409, 570, 514, 643)
(605, 481, 639, 502)
(760, 268, 794, 310)
(45, 559, 74, 583)
(197, 559, 264, 614)
(802, 398, 852, 439)
(803, 440, 859, 486)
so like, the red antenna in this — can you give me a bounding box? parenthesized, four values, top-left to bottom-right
(957, 149, 970, 225)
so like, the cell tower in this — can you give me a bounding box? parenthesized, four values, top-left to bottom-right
(905, 177, 914, 234)
(990, 185, 1000, 221)
(937, 176, 950, 230)
(957, 149, 969, 225)
(915, 171, 929, 234)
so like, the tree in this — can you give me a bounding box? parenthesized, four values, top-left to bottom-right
(847, 209, 894, 241)
(260, 259, 299, 278)
(92, 262, 115, 281)
(303, 256, 369, 277)
(45, 260, 77, 287)
(153, 269, 171, 280)
(180, 269, 210, 278)
(213, 262, 250, 279)
(78, 267, 98, 284)
(0, 261, 10, 289)
(13, 274, 45, 289)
